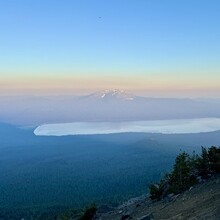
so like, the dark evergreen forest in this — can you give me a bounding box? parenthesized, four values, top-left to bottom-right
(0, 123, 220, 219)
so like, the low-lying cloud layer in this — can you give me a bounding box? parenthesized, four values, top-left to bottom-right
(34, 118, 220, 136)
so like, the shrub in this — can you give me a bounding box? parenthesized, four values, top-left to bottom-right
(79, 204, 97, 220)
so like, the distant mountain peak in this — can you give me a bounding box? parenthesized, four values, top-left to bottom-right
(90, 89, 136, 101)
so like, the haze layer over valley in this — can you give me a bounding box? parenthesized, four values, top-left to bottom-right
(1, 90, 220, 126)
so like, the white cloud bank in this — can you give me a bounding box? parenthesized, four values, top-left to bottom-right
(34, 118, 220, 136)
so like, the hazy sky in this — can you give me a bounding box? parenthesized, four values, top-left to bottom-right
(0, 0, 220, 97)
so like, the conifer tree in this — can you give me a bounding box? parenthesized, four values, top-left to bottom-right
(198, 147, 210, 178)
(170, 152, 191, 193)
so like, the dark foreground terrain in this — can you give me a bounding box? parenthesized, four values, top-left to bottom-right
(0, 123, 220, 219)
(98, 176, 220, 220)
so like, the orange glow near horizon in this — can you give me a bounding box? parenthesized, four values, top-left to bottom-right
(1, 74, 220, 98)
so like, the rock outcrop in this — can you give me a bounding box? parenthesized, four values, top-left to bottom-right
(97, 176, 220, 220)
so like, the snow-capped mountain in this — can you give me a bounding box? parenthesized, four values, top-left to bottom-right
(1, 90, 220, 125)
(84, 89, 136, 101)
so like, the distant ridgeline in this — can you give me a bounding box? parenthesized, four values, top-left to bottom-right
(149, 146, 220, 201)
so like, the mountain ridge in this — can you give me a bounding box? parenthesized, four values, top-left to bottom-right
(1, 91, 220, 125)
(97, 176, 220, 220)
(80, 89, 137, 101)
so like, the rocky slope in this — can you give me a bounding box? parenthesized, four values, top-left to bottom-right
(97, 176, 220, 220)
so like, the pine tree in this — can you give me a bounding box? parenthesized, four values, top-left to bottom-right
(149, 146, 220, 201)
(169, 152, 191, 194)
(208, 146, 220, 173)
(198, 147, 210, 178)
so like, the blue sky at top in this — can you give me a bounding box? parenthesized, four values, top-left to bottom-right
(0, 0, 219, 96)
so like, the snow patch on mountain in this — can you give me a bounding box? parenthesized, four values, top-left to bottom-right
(87, 89, 136, 101)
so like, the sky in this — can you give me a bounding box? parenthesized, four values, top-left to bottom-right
(0, 0, 220, 97)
